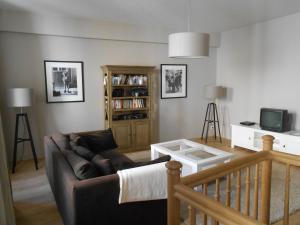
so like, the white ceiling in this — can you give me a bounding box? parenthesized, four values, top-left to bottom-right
(1, 0, 300, 32)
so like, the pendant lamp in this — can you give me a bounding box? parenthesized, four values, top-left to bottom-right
(168, 0, 210, 58)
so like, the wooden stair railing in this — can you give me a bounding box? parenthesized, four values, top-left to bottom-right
(166, 135, 300, 225)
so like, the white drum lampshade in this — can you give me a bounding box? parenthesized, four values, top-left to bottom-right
(8, 88, 33, 108)
(168, 32, 210, 58)
(205, 85, 226, 100)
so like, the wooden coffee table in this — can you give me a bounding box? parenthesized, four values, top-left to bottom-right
(151, 139, 233, 176)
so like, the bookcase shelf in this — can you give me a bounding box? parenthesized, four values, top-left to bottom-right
(112, 84, 147, 87)
(113, 108, 149, 112)
(101, 65, 155, 153)
(111, 96, 149, 100)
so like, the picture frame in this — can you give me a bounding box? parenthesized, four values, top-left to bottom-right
(161, 64, 187, 99)
(44, 60, 85, 103)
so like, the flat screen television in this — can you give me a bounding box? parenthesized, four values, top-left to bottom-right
(260, 108, 290, 132)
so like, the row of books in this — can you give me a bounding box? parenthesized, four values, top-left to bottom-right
(112, 99, 146, 109)
(112, 74, 147, 85)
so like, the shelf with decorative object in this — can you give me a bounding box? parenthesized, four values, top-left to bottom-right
(112, 84, 147, 87)
(112, 108, 149, 112)
(111, 96, 149, 100)
(101, 65, 155, 153)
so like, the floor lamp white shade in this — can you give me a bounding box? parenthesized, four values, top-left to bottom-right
(168, 32, 210, 58)
(8, 88, 33, 108)
(205, 85, 226, 100)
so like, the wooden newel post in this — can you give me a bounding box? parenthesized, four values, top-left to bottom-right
(166, 161, 182, 225)
(260, 135, 274, 224)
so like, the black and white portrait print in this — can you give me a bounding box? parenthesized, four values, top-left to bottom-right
(161, 64, 187, 99)
(165, 69, 183, 93)
(52, 67, 78, 96)
(44, 61, 84, 103)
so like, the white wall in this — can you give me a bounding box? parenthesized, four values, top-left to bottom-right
(0, 11, 217, 162)
(0, 10, 170, 44)
(0, 10, 221, 47)
(217, 12, 300, 138)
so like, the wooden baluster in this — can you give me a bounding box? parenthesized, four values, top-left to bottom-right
(188, 205, 196, 225)
(203, 183, 208, 225)
(283, 164, 291, 225)
(166, 161, 182, 225)
(215, 178, 220, 202)
(260, 135, 274, 224)
(226, 174, 231, 207)
(213, 178, 220, 225)
(235, 170, 241, 211)
(244, 167, 251, 216)
(253, 163, 259, 219)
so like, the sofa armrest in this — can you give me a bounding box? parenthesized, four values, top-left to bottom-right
(73, 174, 167, 225)
(73, 174, 120, 225)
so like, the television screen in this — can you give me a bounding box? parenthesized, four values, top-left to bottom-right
(260, 108, 290, 132)
(261, 111, 282, 129)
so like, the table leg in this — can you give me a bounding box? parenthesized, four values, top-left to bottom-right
(193, 165, 203, 191)
(151, 147, 159, 160)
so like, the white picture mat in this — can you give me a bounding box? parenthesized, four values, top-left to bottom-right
(45, 61, 84, 102)
(161, 65, 187, 98)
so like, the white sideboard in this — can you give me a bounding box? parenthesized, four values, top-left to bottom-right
(231, 124, 300, 156)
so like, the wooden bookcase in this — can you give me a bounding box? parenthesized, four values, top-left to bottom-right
(101, 65, 155, 153)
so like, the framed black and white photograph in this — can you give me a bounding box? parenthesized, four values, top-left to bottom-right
(161, 64, 187, 99)
(44, 61, 85, 103)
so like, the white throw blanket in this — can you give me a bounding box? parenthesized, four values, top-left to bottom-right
(117, 162, 167, 204)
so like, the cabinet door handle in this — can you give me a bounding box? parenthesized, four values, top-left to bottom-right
(283, 145, 286, 148)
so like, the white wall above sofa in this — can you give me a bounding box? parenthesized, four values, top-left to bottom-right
(0, 10, 217, 162)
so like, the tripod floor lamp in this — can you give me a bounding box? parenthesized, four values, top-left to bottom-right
(8, 88, 38, 173)
(201, 85, 226, 143)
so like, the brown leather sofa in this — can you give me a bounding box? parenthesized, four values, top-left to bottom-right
(44, 132, 167, 225)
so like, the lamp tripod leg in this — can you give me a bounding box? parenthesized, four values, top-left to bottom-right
(201, 104, 209, 140)
(215, 106, 222, 143)
(205, 104, 211, 143)
(12, 114, 20, 173)
(213, 103, 217, 140)
(24, 114, 38, 170)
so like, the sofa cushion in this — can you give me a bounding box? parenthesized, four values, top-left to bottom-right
(91, 155, 115, 176)
(78, 129, 118, 153)
(69, 133, 89, 149)
(62, 150, 99, 180)
(51, 133, 71, 150)
(70, 141, 95, 161)
(132, 155, 171, 168)
(100, 149, 136, 171)
(69, 133, 82, 144)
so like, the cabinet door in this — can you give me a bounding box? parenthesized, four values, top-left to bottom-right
(231, 125, 254, 150)
(279, 136, 300, 156)
(111, 121, 132, 150)
(132, 120, 150, 150)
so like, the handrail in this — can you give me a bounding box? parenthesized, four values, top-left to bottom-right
(270, 150, 300, 166)
(166, 134, 300, 225)
(166, 135, 276, 225)
(174, 184, 265, 225)
(181, 151, 269, 187)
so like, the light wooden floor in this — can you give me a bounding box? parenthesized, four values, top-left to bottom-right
(10, 137, 300, 225)
(11, 159, 63, 225)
